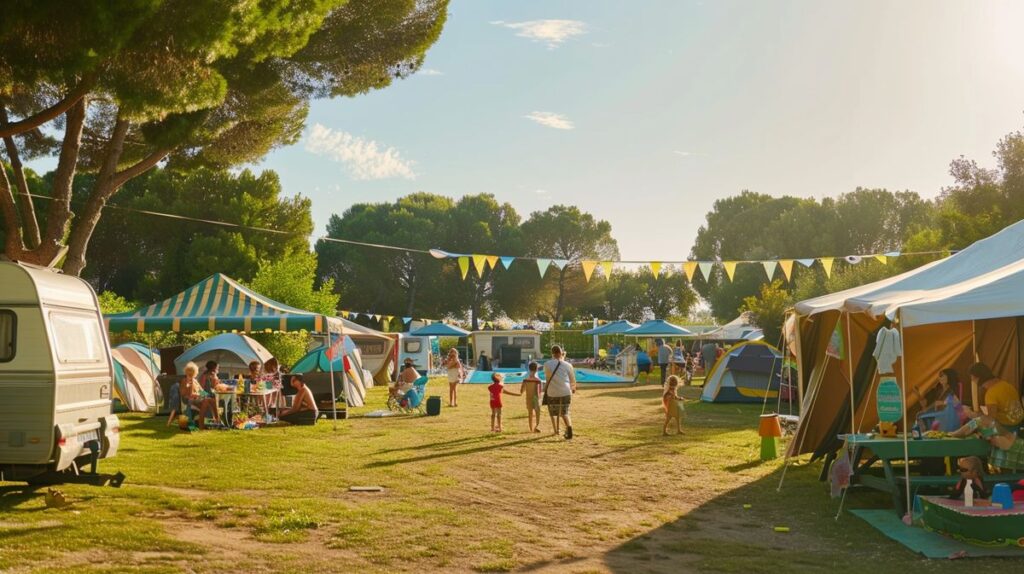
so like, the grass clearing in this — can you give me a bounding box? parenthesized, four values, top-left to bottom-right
(0, 378, 1012, 572)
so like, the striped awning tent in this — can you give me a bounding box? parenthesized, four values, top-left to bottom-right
(105, 273, 345, 334)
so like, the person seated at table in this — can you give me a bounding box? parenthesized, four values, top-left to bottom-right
(262, 358, 281, 389)
(199, 360, 219, 393)
(962, 362, 1024, 432)
(950, 412, 1024, 473)
(247, 360, 262, 386)
(278, 374, 318, 425)
(916, 368, 966, 430)
(179, 361, 219, 430)
(262, 357, 283, 407)
(949, 456, 988, 500)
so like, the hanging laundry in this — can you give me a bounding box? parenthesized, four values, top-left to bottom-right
(872, 326, 902, 374)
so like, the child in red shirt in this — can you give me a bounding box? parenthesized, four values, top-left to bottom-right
(488, 372, 511, 432)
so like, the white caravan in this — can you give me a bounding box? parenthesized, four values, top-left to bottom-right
(0, 261, 121, 484)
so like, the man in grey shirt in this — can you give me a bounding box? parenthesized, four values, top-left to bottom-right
(543, 345, 577, 439)
(657, 338, 673, 386)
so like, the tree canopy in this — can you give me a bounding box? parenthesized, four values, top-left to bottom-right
(0, 0, 449, 275)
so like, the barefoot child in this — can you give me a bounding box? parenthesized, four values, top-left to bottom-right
(663, 375, 685, 435)
(504, 362, 543, 433)
(488, 373, 515, 432)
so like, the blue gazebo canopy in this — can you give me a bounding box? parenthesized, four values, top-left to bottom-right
(408, 323, 470, 337)
(624, 319, 694, 337)
(582, 320, 639, 336)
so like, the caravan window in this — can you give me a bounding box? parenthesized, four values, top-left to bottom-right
(0, 310, 14, 362)
(513, 337, 536, 350)
(50, 311, 105, 364)
(404, 339, 422, 354)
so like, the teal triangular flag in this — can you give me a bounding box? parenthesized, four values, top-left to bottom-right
(697, 262, 713, 281)
(500, 256, 515, 269)
(796, 258, 815, 267)
(350, 312, 360, 320)
(537, 259, 552, 278)
(402, 317, 412, 324)
(553, 259, 569, 270)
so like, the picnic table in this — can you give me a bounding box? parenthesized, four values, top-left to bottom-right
(842, 435, 992, 516)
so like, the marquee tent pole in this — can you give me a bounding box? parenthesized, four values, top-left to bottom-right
(845, 312, 856, 435)
(971, 319, 978, 410)
(898, 310, 912, 519)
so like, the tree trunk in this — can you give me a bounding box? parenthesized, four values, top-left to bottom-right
(0, 162, 25, 259)
(0, 77, 94, 139)
(405, 271, 418, 318)
(0, 107, 41, 248)
(554, 268, 567, 323)
(33, 97, 88, 265)
(62, 115, 169, 277)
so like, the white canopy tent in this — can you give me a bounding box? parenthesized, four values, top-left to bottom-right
(784, 220, 1024, 513)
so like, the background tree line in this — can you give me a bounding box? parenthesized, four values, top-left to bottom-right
(3, 0, 1024, 344)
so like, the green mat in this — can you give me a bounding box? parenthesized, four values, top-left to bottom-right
(850, 509, 1024, 559)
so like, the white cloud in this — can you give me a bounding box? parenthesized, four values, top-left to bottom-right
(673, 150, 694, 157)
(492, 19, 586, 48)
(524, 111, 574, 130)
(418, 68, 443, 76)
(305, 124, 416, 181)
(534, 189, 549, 195)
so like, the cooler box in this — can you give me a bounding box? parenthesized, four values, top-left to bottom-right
(426, 396, 442, 416)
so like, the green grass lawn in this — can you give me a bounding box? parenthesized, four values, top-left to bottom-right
(0, 379, 1013, 573)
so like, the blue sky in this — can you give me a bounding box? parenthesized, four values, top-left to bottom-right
(262, 1, 1023, 259)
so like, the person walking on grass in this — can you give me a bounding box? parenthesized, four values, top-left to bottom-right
(445, 348, 465, 407)
(488, 372, 515, 432)
(657, 338, 673, 387)
(543, 345, 577, 439)
(504, 361, 544, 433)
(662, 375, 685, 435)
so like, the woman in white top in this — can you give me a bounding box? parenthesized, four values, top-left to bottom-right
(543, 345, 577, 439)
(444, 348, 465, 407)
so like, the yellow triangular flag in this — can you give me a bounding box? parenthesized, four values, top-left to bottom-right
(341, 310, 350, 318)
(486, 255, 499, 270)
(458, 256, 470, 280)
(820, 257, 834, 278)
(723, 261, 737, 282)
(471, 254, 487, 277)
(779, 260, 794, 282)
(683, 261, 697, 281)
(601, 261, 614, 279)
(581, 260, 598, 282)
(650, 262, 662, 278)
(384, 315, 393, 323)
(874, 254, 887, 265)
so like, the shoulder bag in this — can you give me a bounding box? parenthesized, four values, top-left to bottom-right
(541, 361, 562, 406)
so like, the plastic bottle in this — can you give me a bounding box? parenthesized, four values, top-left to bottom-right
(236, 373, 244, 394)
(964, 480, 975, 507)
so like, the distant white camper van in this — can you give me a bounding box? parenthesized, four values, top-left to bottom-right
(0, 261, 121, 484)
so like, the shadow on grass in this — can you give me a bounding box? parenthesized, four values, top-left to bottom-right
(600, 460, 1010, 574)
(0, 485, 42, 513)
(363, 435, 545, 469)
(372, 435, 494, 455)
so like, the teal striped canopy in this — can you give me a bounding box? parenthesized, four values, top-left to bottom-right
(105, 273, 343, 334)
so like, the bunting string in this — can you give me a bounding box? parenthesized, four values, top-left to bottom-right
(16, 191, 952, 284)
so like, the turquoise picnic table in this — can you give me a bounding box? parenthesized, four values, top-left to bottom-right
(842, 435, 992, 516)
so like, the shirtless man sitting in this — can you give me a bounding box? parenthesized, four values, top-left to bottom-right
(278, 374, 319, 425)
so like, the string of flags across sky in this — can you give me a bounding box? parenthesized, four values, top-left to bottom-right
(427, 248, 946, 282)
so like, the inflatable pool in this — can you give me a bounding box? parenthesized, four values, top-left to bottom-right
(464, 367, 631, 384)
